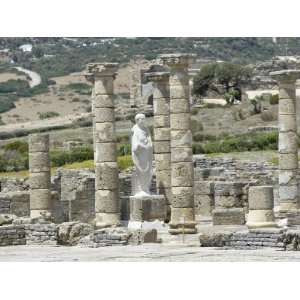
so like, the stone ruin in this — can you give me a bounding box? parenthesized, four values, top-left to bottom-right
(1, 57, 300, 251)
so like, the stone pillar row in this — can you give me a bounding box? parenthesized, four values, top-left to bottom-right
(86, 63, 120, 228)
(29, 133, 51, 218)
(146, 71, 172, 214)
(270, 70, 300, 215)
(160, 53, 197, 234)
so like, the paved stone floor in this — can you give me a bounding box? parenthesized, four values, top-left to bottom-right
(1, 244, 300, 261)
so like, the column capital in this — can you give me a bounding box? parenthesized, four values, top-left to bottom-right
(145, 71, 170, 83)
(270, 69, 300, 83)
(159, 53, 196, 68)
(84, 62, 119, 81)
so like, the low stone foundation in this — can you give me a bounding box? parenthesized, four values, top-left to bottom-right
(199, 228, 286, 249)
(13, 218, 57, 245)
(79, 227, 158, 247)
(0, 225, 26, 246)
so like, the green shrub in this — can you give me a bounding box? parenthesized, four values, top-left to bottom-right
(0, 79, 29, 94)
(3, 141, 28, 153)
(118, 143, 131, 156)
(0, 94, 18, 113)
(38, 111, 60, 119)
(193, 133, 217, 142)
(191, 107, 199, 115)
(118, 155, 133, 170)
(64, 83, 91, 95)
(50, 147, 93, 167)
(270, 94, 279, 105)
(194, 132, 278, 154)
(192, 143, 205, 154)
(191, 119, 203, 133)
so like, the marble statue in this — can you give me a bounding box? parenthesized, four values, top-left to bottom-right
(131, 113, 153, 196)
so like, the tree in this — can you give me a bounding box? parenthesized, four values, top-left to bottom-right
(32, 47, 44, 58)
(193, 62, 253, 101)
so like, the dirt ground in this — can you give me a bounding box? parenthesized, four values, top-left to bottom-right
(0, 72, 26, 82)
(0, 244, 298, 262)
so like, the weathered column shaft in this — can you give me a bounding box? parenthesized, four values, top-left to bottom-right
(86, 63, 120, 228)
(270, 70, 300, 214)
(29, 134, 52, 218)
(146, 72, 171, 209)
(160, 54, 197, 234)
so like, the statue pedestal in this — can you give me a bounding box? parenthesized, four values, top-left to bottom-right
(129, 194, 167, 224)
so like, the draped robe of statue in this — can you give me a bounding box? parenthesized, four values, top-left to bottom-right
(131, 123, 153, 196)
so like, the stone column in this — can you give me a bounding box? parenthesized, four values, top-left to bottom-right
(87, 63, 120, 228)
(146, 71, 171, 210)
(85, 64, 96, 155)
(29, 134, 52, 218)
(247, 186, 277, 228)
(159, 53, 197, 234)
(270, 70, 300, 214)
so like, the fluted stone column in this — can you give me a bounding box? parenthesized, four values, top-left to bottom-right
(247, 186, 277, 228)
(87, 63, 120, 228)
(146, 72, 171, 210)
(29, 134, 52, 218)
(160, 53, 197, 234)
(270, 70, 300, 214)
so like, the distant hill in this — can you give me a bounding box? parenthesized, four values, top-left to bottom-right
(1, 37, 300, 79)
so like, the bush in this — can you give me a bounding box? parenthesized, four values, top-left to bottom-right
(0, 79, 29, 94)
(50, 147, 93, 167)
(193, 133, 217, 142)
(3, 141, 28, 153)
(191, 107, 199, 115)
(193, 132, 278, 154)
(191, 119, 203, 133)
(118, 143, 131, 156)
(64, 83, 91, 95)
(38, 111, 60, 119)
(270, 94, 279, 105)
(118, 155, 133, 170)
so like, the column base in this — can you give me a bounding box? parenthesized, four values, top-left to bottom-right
(168, 207, 197, 235)
(246, 210, 277, 229)
(95, 213, 120, 229)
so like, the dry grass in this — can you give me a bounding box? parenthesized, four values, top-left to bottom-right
(0, 156, 133, 179)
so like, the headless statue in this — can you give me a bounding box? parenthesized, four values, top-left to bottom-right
(131, 113, 153, 197)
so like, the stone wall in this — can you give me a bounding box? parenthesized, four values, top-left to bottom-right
(13, 218, 57, 245)
(194, 157, 279, 206)
(55, 169, 95, 223)
(0, 225, 26, 246)
(0, 192, 30, 216)
(0, 178, 29, 193)
(199, 228, 285, 249)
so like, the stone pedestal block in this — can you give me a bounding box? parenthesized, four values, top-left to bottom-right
(129, 195, 167, 222)
(212, 208, 245, 225)
(247, 186, 277, 229)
